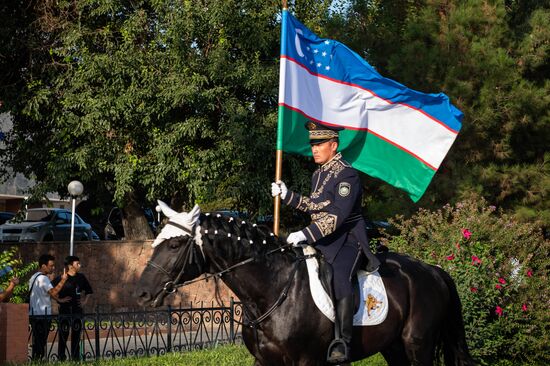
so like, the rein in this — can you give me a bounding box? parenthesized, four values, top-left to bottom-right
(173, 244, 312, 329)
(242, 257, 303, 328)
(173, 244, 295, 289)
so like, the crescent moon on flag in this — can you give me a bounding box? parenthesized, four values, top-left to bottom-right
(295, 28, 305, 57)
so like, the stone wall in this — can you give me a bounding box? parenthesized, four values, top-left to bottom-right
(0, 241, 235, 312)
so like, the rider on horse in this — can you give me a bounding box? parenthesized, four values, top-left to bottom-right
(271, 120, 381, 364)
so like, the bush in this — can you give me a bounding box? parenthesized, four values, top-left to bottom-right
(384, 198, 549, 365)
(0, 246, 37, 303)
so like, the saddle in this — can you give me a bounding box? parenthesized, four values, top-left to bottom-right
(302, 246, 389, 326)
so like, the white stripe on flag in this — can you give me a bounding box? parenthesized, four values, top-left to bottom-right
(280, 58, 458, 169)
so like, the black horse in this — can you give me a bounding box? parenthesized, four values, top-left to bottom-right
(135, 203, 475, 366)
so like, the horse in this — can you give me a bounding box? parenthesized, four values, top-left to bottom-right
(135, 202, 475, 366)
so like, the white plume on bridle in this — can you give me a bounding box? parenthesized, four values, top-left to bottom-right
(152, 200, 201, 247)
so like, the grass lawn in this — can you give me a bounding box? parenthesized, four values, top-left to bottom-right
(40, 345, 387, 365)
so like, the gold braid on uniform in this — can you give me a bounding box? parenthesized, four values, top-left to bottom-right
(311, 156, 346, 199)
(312, 212, 338, 236)
(296, 197, 331, 212)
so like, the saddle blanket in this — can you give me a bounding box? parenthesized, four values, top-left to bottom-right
(303, 246, 388, 326)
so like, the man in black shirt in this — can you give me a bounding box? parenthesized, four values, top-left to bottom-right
(52, 255, 93, 361)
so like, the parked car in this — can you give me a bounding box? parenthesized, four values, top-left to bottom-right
(0, 208, 97, 243)
(0, 212, 15, 225)
(103, 207, 158, 240)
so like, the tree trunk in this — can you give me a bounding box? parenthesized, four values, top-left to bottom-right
(121, 192, 154, 240)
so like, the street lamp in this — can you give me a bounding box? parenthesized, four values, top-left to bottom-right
(68, 180, 84, 256)
(155, 205, 162, 225)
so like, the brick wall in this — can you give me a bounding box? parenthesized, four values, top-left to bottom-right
(0, 303, 29, 363)
(0, 241, 235, 312)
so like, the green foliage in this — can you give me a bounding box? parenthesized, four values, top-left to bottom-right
(0, 1, 548, 232)
(385, 199, 549, 365)
(331, 0, 550, 225)
(1, 0, 292, 220)
(0, 247, 37, 303)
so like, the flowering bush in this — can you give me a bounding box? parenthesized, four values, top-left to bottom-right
(383, 198, 549, 365)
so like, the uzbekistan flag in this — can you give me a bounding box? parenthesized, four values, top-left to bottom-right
(277, 10, 463, 202)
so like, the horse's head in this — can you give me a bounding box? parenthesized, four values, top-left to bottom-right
(135, 200, 205, 307)
(136, 201, 290, 307)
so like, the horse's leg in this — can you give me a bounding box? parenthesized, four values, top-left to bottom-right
(402, 330, 436, 365)
(381, 342, 410, 366)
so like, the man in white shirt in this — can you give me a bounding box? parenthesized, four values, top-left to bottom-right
(28, 254, 69, 360)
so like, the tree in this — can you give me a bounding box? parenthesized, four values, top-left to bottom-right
(1, 0, 323, 238)
(1, 0, 548, 236)
(330, 0, 549, 224)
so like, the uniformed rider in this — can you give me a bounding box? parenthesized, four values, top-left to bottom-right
(271, 120, 381, 364)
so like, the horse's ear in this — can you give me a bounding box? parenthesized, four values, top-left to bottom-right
(188, 204, 201, 225)
(157, 200, 178, 218)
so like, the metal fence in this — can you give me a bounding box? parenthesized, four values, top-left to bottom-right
(28, 300, 243, 362)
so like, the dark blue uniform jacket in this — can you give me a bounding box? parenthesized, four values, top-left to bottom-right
(282, 153, 370, 264)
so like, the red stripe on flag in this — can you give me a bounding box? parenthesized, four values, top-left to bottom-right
(280, 55, 458, 135)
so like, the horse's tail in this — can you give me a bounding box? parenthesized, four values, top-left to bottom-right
(438, 269, 477, 366)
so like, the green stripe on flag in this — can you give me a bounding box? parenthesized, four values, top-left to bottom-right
(277, 106, 435, 202)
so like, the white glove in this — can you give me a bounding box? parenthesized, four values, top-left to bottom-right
(287, 231, 307, 247)
(271, 180, 288, 199)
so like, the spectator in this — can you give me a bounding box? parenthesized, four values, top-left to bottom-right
(52, 255, 93, 361)
(28, 254, 70, 361)
(0, 272, 19, 302)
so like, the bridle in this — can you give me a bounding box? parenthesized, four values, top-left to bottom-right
(145, 220, 316, 327)
(146, 221, 203, 307)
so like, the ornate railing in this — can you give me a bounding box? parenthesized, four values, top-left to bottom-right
(28, 300, 243, 362)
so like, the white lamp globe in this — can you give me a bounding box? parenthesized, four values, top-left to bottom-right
(68, 180, 84, 197)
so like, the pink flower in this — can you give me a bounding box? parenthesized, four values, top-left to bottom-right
(495, 306, 503, 316)
(471, 255, 482, 265)
(495, 284, 502, 290)
(461, 229, 472, 240)
(470, 287, 478, 293)
(446, 254, 455, 261)
(526, 269, 533, 277)
(522, 304, 528, 312)
(498, 277, 506, 284)
(455, 242, 461, 250)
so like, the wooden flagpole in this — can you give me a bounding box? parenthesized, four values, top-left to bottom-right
(273, 0, 288, 237)
(273, 149, 283, 236)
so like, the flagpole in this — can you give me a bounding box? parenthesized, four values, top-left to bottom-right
(273, 150, 283, 236)
(273, 0, 288, 237)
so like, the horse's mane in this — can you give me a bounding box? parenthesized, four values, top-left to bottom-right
(199, 213, 291, 264)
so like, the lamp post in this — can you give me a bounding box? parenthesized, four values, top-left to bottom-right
(68, 180, 84, 256)
(155, 205, 162, 225)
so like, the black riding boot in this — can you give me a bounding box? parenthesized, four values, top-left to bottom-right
(327, 294, 354, 364)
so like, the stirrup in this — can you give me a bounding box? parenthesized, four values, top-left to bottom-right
(326, 338, 349, 364)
